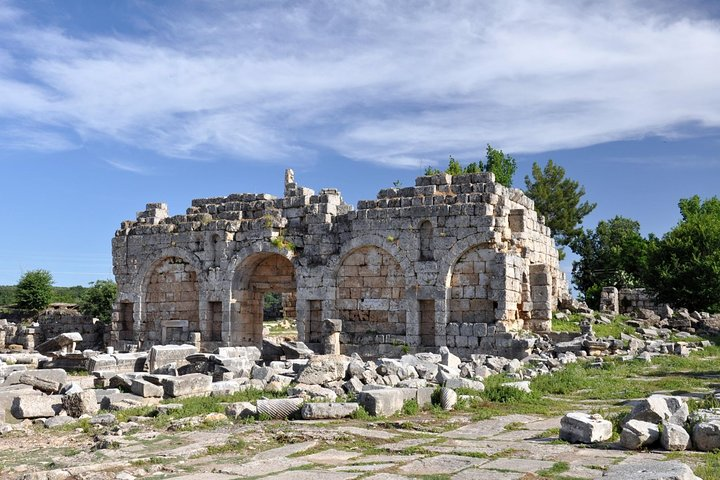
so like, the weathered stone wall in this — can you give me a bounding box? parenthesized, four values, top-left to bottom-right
(111, 169, 570, 358)
(337, 246, 406, 356)
(619, 288, 662, 314)
(37, 314, 105, 351)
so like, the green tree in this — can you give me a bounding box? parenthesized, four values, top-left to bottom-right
(464, 161, 482, 173)
(645, 195, 720, 312)
(524, 159, 596, 250)
(424, 166, 441, 175)
(445, 155, 463, 175)
(485, 144, 517, 187)
(571, 216, 649, 308)
(78, 280, 117, 323)
(16, 270, 54, 311)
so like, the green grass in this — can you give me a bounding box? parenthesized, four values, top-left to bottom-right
(204, 436, 248, 456)
(551, 313, 638, 339)
(537, 461, 570, 476)
(113, 387, 288, 427)
(402, 399, 420, 416)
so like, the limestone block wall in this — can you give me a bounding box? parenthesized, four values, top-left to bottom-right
(336, 246, 407, 356)
(37, 313, 105, 350)
(111, 169, 570, 358)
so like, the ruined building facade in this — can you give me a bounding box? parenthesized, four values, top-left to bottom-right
(111, 170, 569, 357)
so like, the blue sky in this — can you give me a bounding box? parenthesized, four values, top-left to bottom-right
(0, 0, 719, 287)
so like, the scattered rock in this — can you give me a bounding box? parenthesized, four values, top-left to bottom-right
(559, 412, 612, 444)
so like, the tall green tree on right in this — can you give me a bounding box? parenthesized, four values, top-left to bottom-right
(646, 195, 720, 313)
(571, 216, 649, 308)
(524, 159, 596, 251)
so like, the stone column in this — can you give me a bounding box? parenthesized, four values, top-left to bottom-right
(321, 318, 342, 355)
(599, 287, 619, 315)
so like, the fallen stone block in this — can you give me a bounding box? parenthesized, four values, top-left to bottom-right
(62, 390, 99, 417)
(44, 416, 76, 428)
(225, 401, 257, 419)
(18, 374, 61, 394)
(288, 383, 337, 402)
(439, 346, 461, 369)
(147, 344, 197, 373)
(624, 394, 688, 426)
(161, 373, 212, 397)
(35, 332, 83, 354)
(130, 378, 164, 398)
(300, 402, 359, 420)
(559, 412, 612, 444)
(295, 355, 350, 385)
(602, 459, 700, 480)
(620, 420, 660, 450)
(215, 346, 261, 360)
(281, 341, 315, 359)
(89, 413, 116, 425)
(100, 392, 159, 411)
(4, 368, 67, 388)
(692, 420, 720, 451)
(256, 398, 303, 419)
(444, 378, 484, 391)
(661, 421, 691, 451)
(210, 380, 243, 396)
(358, 389, 404, 416)
(11, 394, 63, 419)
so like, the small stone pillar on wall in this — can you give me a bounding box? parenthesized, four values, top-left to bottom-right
(322, 318, 342, 355)
(600, 287, 619, 315)
(528, 264, 552, 332)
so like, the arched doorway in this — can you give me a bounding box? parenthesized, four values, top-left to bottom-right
(142, 256, 200, 347)
(336, 245, 406, 355)
(231, 253, 296, 347)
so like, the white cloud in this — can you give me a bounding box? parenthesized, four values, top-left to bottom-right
(0, 0, 719, 166)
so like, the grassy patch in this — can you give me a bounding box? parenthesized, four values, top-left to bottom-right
(204, 436, 248, 456)
(402, 399, 420, 416)
(537, 461, 570, 476)
(503, 421, 526, 431)
(694, 450, 720, 480)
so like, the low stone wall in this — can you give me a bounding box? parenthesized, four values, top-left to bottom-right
(601, 287, 664, 316)
(37, 313, 106, 351)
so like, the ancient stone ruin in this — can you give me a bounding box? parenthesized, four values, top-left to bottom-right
(111, 169, 569, 358)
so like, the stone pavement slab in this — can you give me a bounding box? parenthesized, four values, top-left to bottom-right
(337, 426, 396, 439)
(266, 471, 361, 480)
(479, 457, 557, 473)
(332, 462, 397, 472)
(251, 440, 318, 460)
(398, 454, 487, 475)
(442, 414, 542, 439)
(377, 438, 436, 451)
(363, 475, 412, 480)
(215, 457, 310, 477)
(452, 468, 523, 480)
(169, 474, 237, 480)
(302, 449, 362, 465)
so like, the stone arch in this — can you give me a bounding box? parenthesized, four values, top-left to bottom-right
(229, 247, 297, 347)
(142, 255, 201, 347)
(439, 232, 498, 289)
(448, 245, 496, 326)
(335, 244, 409, 356)
(135, 247, 204, 293)
(327, 234, 414, 288)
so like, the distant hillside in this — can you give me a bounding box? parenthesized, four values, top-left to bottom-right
(0, 285, 88, 307)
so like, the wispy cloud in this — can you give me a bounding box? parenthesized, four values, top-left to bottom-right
(0, 1, 719, 167)
(105, 158, 150, 175)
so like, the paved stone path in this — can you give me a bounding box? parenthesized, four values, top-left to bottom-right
(145, 415, 652, 479)
(11, 413, 701, 479)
